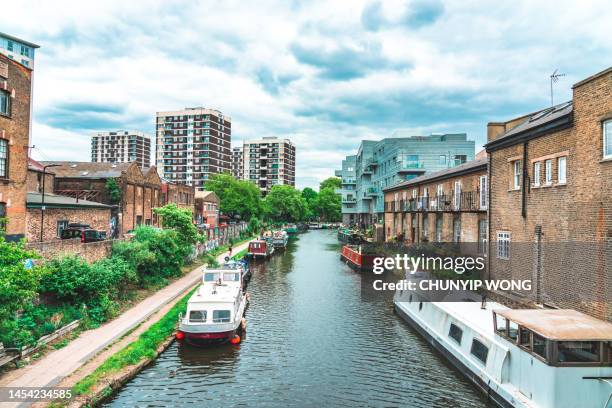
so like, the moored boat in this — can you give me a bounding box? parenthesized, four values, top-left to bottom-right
(271, 230, 289, 249)
(284, 224, 298, 235)
(337, 228, 363, 244)
(308, 222, 322, 229)
(340, 244, 379, 270)
(177, 267, 248, 346)
(247, 239, 274, 258)
(393, 291, 612, 408)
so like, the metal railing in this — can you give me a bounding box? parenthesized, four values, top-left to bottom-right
(385, 191, 485, 212)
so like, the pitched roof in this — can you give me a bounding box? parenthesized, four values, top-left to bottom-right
(39, 161, 132, 179)
(384, 157, 488, 192)
(195, 190, 219, 202)
(26, 192, 112, 209)
(485, 101, 573, 151)
(28, 157, 55, 174)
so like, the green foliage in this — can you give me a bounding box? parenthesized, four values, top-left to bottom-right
(319, 177, 341, 191)
(248, 217, 261, 235)
(263, 185, 308, 222)
(205, 173, 262, 220)
(153, 204, 200, 256)
(313, 186, 341, 222)
(105, 178, 122, 204)
(0, 238, 44, 322)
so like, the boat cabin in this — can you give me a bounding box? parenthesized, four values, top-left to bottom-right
(493, 309, 612, 366)
(203, 270, 241, 285)
(248, 239, 271, 257)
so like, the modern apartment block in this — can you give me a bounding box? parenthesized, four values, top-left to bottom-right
(232, 146, 243, 179)
(155, 107, 231, 191)
(485, 66, 611, 321)
(91, 130, 151, 168)
(0, 32, 38, 69)
(335, 155, 357, 225)
(342, 133, 475, 228)
(243, 137, 295, 195)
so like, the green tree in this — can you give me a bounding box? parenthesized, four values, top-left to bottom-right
(105, 178, 122, 204)
(301, 187, 318, 220)
(319, 177, 341, 191)
(205, 173, 262, 220)
(0, 239, 43, 321)
(314, 187, 341, 221)
(153, 204, 200, 257)
(263, 185, 308, 222)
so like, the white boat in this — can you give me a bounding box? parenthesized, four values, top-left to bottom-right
(271, 230, 289, 249)
(394, 290, 612, 408)
(177, 266, 248, 346)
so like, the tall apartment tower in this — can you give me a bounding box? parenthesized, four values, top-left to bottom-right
(155, 108, 231, 190)
(232, 146, 243, 179)
(91, 131, 151, 168)
(243, 137, 295, 195)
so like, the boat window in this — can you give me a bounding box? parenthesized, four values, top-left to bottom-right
(408, 294, 413, 303)
(508, 320, 519, 341)
(519, 327, 531, 349)
(470, 339, 489, 364)
(533, 333, 546, 359)
(448, 323, 463, 345)
(204, 273, 220, 282)
(223, 273, 239, 282)
(494, 313, 507, 336)
(189, 310, 206, 323)
(557, 341, 600, 363)
(213, 310, 231, 323)
(419, 302, 423, 311)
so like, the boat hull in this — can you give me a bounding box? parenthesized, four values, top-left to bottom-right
(182, 329, 238, 346)
(340, 245, 378, 270)
(394, 303, 513, 408)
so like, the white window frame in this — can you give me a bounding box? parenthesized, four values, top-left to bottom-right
(497, 231, 511, 260)
(436, 183, 444, 197)
(513, 160, 521, 190)
(533, 162, 541, 187)
(545, 159, 553, 185)
(557, 156, 567, 184)
(454, 180, 461, 210)
(604, 120, 612, 159)
(479, 175, 488, 210)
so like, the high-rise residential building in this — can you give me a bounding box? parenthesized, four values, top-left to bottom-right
(335, 155, 357, 225)
(243, 137, 295, 195)
(232, 146, 243, 179)
(338, 133, 475, 228)
(0, 32, 38, 69)
(155, 107, 231, 190)
(91, 130, 151, 168)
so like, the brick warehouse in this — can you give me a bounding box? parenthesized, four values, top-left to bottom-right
(383, 156, 488, 252)
(0, 52, 35, 241)
(41, 161, 163, 237)
(485, 66, 611, 321)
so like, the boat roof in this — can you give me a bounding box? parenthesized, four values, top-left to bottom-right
(190, 283, 241, 304)
(495, 309, 612, 341)
(436, 301, 510, 343)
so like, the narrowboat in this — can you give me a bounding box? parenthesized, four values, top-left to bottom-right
(271, 230, 289, 249)
(284, 224, 298, 235)
(340, 244, 379, 270)
(394, 291, 612, 408)
(247, 239, 274, 258)
(337, 228, 363, 244)
(308, 222, 322, 230)
(177, 267, 248, 346)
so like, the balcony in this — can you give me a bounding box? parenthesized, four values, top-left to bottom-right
(342, 178, 356, 185)
(365, 187, 379, 197)
(397, 161, 426, 173)
(395, 192, 485, 213)
(366, 157, 378, 167)
(342, 197, 356, 204)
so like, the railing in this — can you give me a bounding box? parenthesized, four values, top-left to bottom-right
(342, 197, 356, 203)
(54, 189, 100, 202)
(342, 178, 356, 184)
(366, 187, 379, 196)
(384, 191, 484, 212)
(398, 161, 425, 171)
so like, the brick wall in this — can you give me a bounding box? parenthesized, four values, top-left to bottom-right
(25, 207, 111, 242)
(26, 169, 54, 194)
(26, 238, 124, 263)
(0, 55, 32, 240)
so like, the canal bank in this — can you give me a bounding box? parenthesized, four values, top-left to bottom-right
(104, 230, 489, 408)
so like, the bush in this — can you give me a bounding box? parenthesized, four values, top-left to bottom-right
(248, 217, 261, 235)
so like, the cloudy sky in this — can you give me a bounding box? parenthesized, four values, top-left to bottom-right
(2, 0, 610, 189)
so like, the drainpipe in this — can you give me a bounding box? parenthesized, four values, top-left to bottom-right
(521, 142, 528, 219)
(487, 155, 492, 281)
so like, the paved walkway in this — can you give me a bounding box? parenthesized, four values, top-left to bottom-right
(0, 241, 250, 406)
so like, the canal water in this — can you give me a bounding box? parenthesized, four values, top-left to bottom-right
(105, 230, 489, 408)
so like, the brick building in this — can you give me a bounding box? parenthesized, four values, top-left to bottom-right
(0, 52, 33, 241)
(26, 158, 55, 194)
(41, 161, 163, 237)
(161, 179, 195, 211)
(194, 190, 219, 227)
(383, 157, 488, 250)
(485, 67, 611, 321)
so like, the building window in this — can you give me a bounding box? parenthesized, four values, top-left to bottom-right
(439, 155, 446, 165)
(497, 231, 511, 260)
(1, 90, 10, 116)
(0, 139, 8, 178)
(57, 220, 69, 237)
(558, 156, 567, 184)
(20, 45, 29, 57)
(470, 339, 489, 364)
(454, 155, 467, 165)
(436, 183, 443, 197)
(478, 220, 487, 255)
(604, 120, 612, 159)
(545, 159, 553, 184)
(454, 180, 461, 209)
(7, 41, 13, 52)
(479, 175, 488, 209)
(533, 161, 541, 187)
(435, 215, 442, 242)
(453, 217, 461, 243)
(513, 160, 521, 190)
(422, 214, 429, 240)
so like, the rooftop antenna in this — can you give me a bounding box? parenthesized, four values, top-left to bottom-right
(550, 69, 566, 106)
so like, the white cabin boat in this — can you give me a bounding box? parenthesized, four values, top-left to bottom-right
(394, 291, 612, 408)
(178, 267, 248, 346)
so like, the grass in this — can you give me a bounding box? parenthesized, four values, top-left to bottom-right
(72, 288, 195, 397)
(231, 248, 248, 260)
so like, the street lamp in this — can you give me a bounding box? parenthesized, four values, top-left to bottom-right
(40, 164, 61, 242)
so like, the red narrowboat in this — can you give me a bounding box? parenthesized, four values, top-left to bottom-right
(340, 245, 378, 270)
(247, 239, 274, 258)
